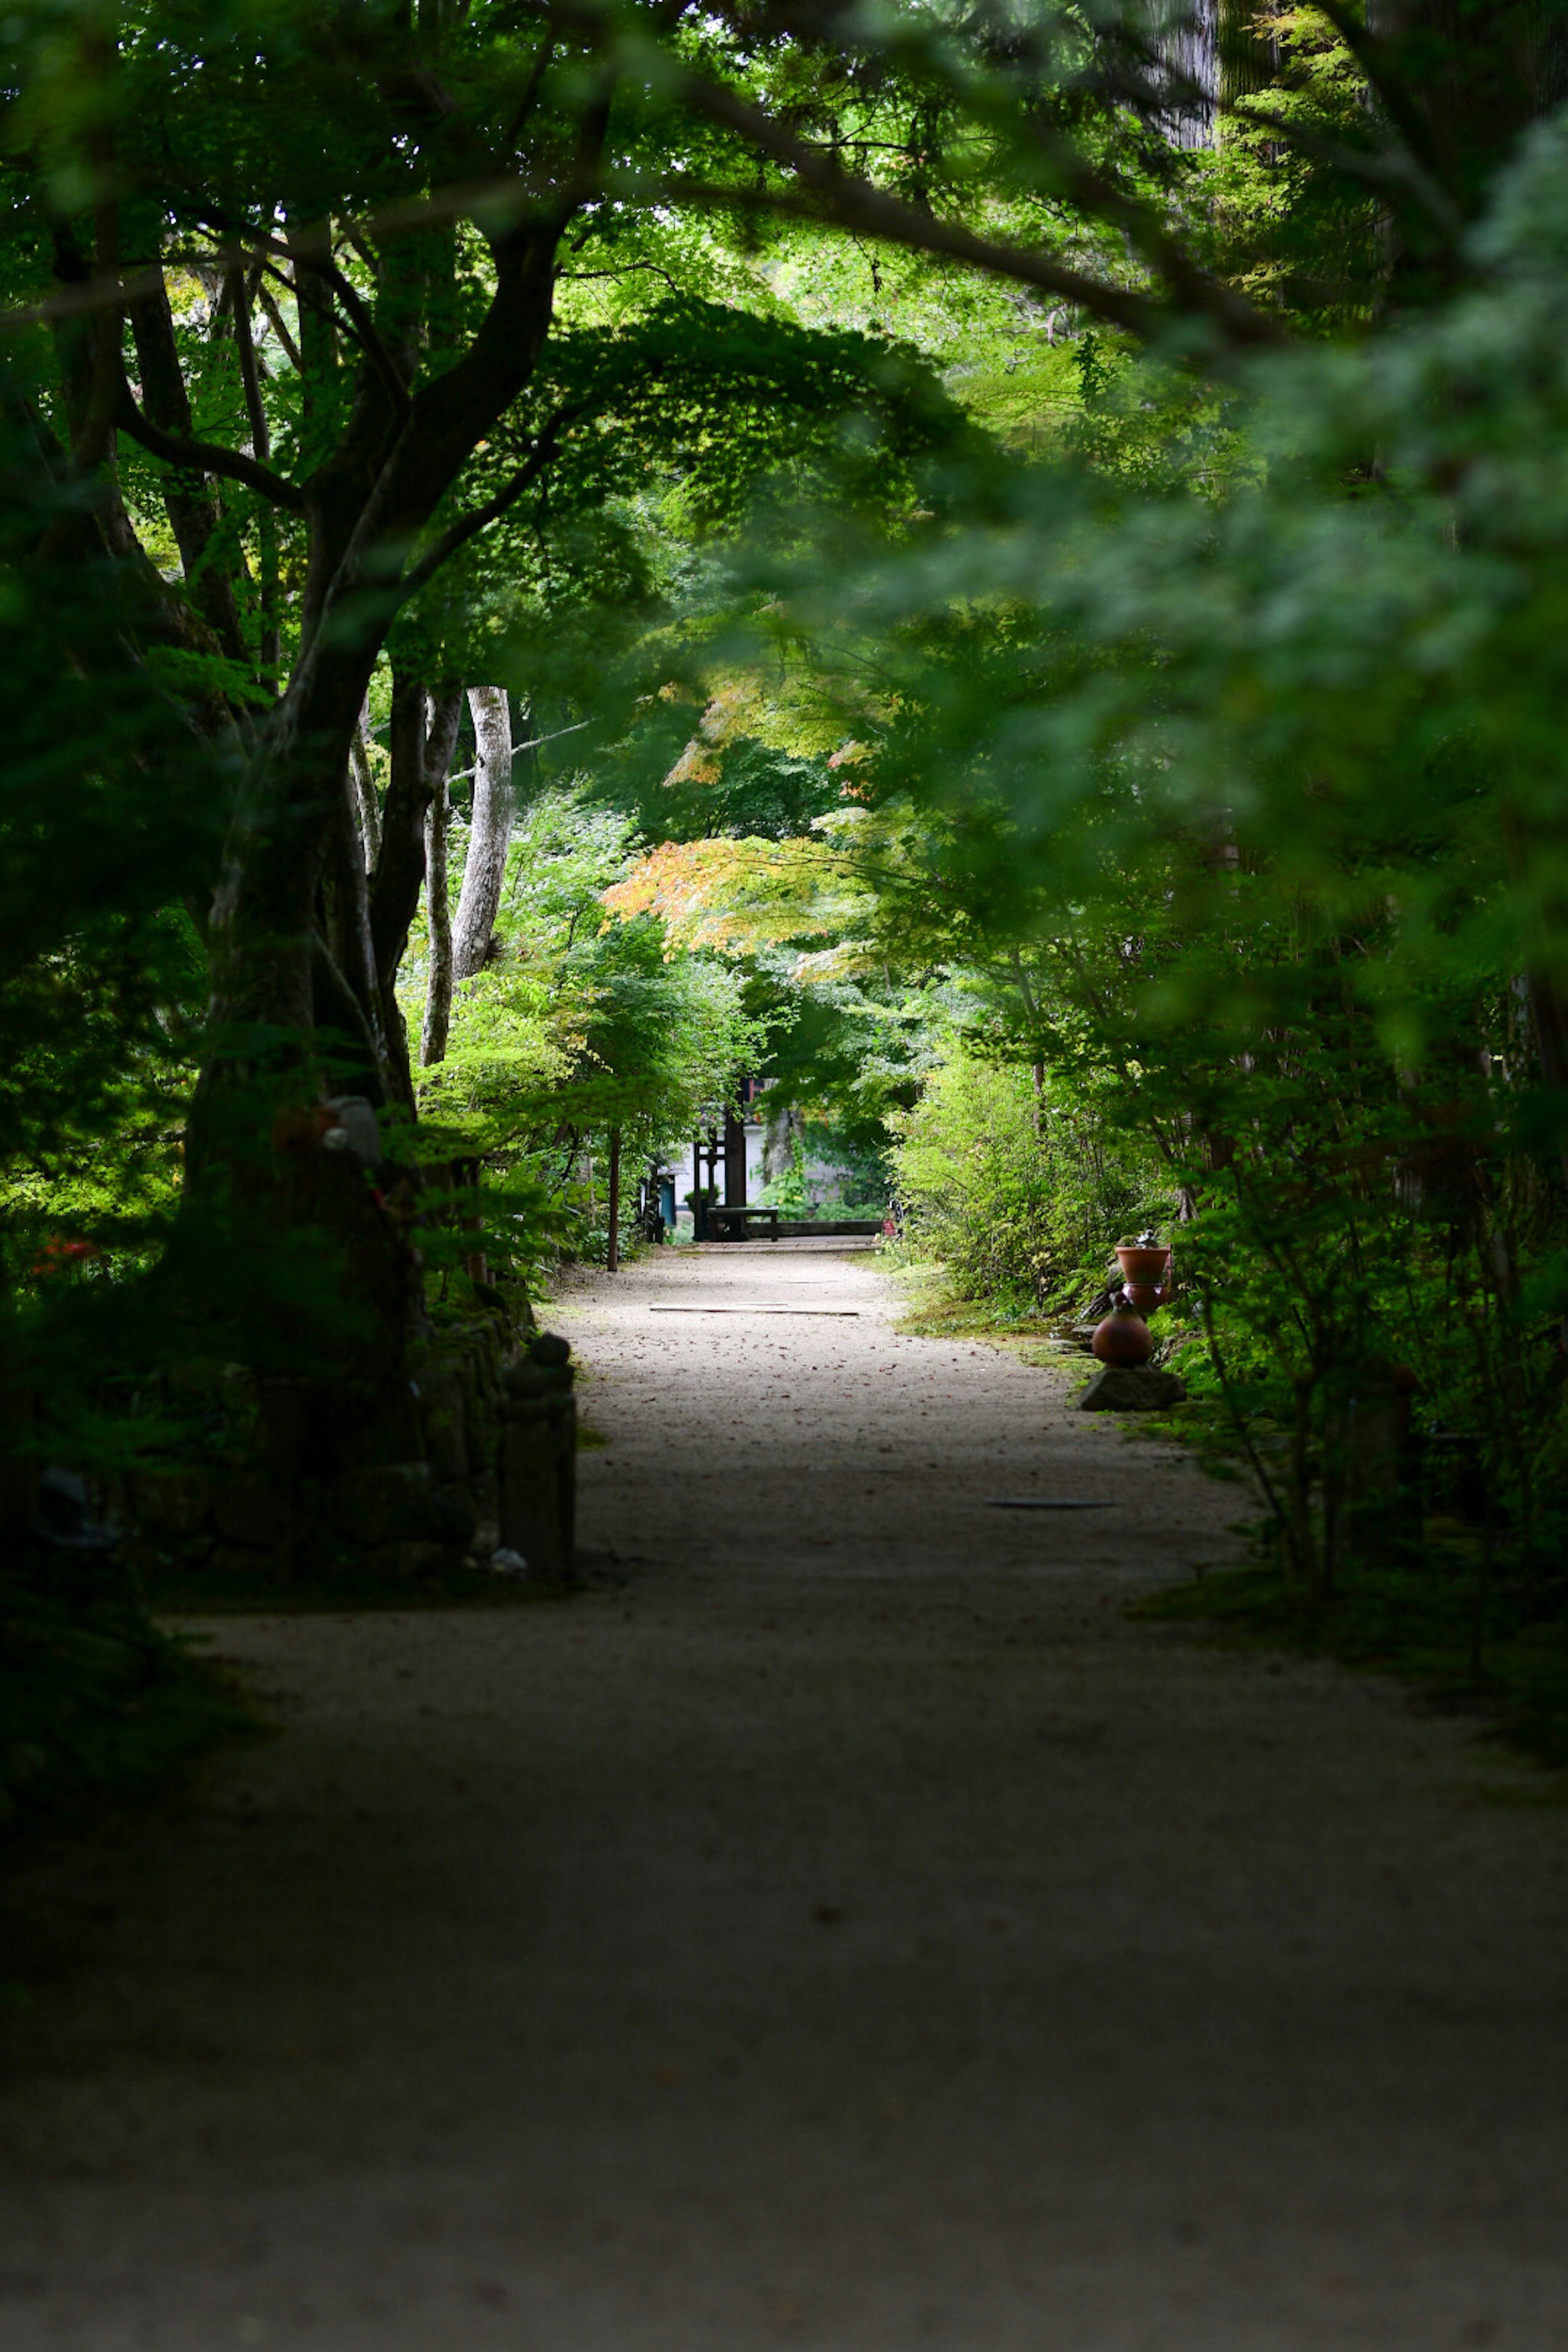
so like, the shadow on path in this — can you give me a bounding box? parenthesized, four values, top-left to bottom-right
(2, 1247, 1565, 2350)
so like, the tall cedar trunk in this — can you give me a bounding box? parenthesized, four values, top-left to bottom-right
(421, 755, 455, 1068)
(1218, 0, 1273, 125)
(451, 686, 514, 981)
(1167, 0, 1218, 147)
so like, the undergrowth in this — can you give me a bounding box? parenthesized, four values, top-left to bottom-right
(0, 1574, 259, 1850)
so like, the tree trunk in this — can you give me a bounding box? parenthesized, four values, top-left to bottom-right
(724, 1099, 748, 1206)
(318, 759, 392, 1103)
(126, 267, 249, 669)
(34, 45, 594, 1506)
(369, 678, 463, 1107)
(348, 701, 382, 870)
(607, 1127, 621, 1271)
(421, 758, 454, 1069)
(451, 686, 513, 981)
(1167, 0, 1219, 148)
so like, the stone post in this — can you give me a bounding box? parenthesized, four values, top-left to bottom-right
(497, 1338, 576, 1577)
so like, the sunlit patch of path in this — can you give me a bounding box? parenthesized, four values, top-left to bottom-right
(2, 1243, 1566, 2351)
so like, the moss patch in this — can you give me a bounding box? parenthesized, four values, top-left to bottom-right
(886, 1258, 1089, 1370)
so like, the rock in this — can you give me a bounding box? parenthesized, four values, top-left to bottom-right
(330, 1463, 437, 1549)
(209, 1541, 286, 1580)
(212, 1478, 287, 1549)
(528, 1331, 572, 1368)
(433, 1485, 478, 1550)
(114, 1533, 168, 1581)
(31, 1465, 119, 1553)
(134, 1469, 214, 1539)
(490, 1548, 529, 1579)
(419, 1367, 468, 1482)
(497, 1409, 572, 1577)
(359, 1539, 452, 1581)
(502, 1360, 572, 1401)
(1076, 1367, 1187, 1412)
(321, 1093, 382, 1167)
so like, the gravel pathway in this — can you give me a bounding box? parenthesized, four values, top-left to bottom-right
(3, 1241, 1566, 2351)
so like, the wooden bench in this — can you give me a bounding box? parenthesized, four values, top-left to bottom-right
(705, 1204, 781, 1241)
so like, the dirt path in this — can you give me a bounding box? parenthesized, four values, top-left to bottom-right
(4, 1243, 1567, 2350)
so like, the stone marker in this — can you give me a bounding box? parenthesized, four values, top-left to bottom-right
(497, 1334, 576, 1576)
(1076, 1366, 1187, 1412)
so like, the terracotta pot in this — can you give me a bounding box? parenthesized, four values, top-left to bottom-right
(1122, 1280, 1167, 1315)
(1091, 1305, 1153, 1368)
(1115, 1244, 1171, 1284)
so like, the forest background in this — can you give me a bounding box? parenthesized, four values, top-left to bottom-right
(5, 0, 1568, 1813)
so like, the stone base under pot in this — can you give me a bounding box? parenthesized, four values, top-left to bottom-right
(1077, 1366, 1187, 1412)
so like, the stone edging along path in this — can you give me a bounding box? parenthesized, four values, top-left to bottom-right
(1, 1240, 1566, 2350)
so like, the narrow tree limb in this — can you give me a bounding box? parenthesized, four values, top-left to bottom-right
(626, 44, 1283, 346)
(369, 679, 465, 1107)
(227, 265, 282, 673)
(311, 927, 392, 1106)
(655, 174, 1245, 346)
(502, 36, 559, 150)
(116, 374, 305, 508)
(255, 277, 304, 371)
(396, 431, 563, 606)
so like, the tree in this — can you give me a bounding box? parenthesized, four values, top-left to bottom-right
(0, 0, 972, 1449)
(450, 686, 517, 987)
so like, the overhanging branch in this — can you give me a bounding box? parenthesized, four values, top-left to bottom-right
(647, 60, 1283, 350)
(116, 374, 304, 509)
(394, 424, 571, 607)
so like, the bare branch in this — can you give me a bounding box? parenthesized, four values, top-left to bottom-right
(560, 259, 682, 292)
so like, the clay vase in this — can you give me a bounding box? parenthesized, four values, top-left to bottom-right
(1092, 1303, 1154, 1368)
(1116, 1244, 1171, 1286)
(1121, 1280, 1167, 1314)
